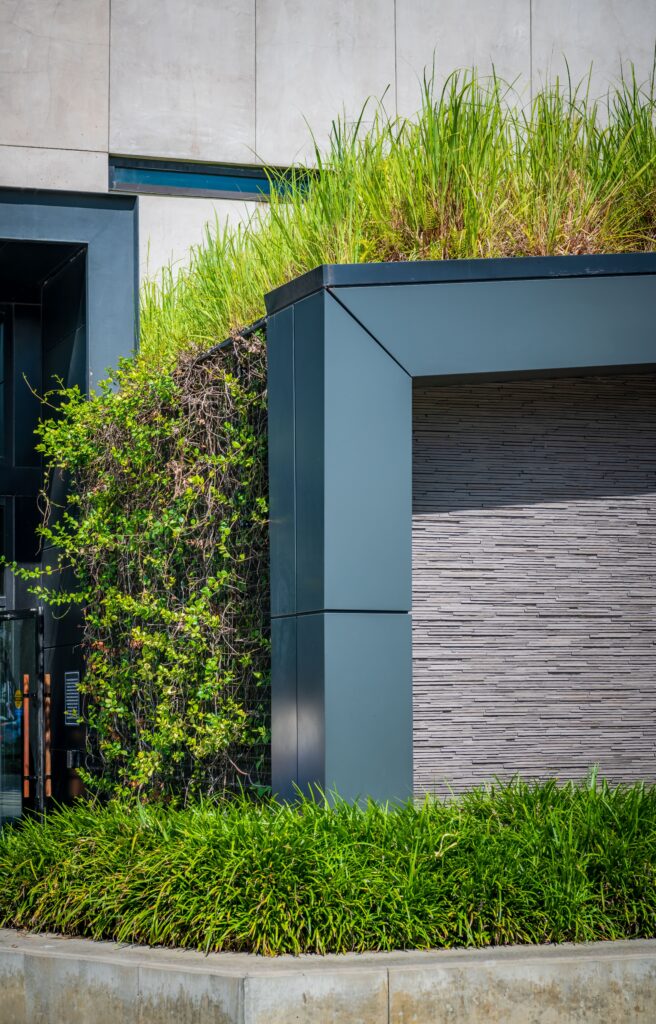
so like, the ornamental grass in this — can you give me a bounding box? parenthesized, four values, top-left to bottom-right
(140, 67, 656, 366)
(1, 776, 654, 956)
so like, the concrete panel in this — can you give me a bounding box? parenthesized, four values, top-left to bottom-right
(396, 0, 530, 117)
(0, 145, 107, 193)
(333, 275, 656, 378)
(0, 0, 109, 152)
(243, 969, 388, 1024)
(532, 0, 656, 98)
(23, 950, 139, 1024)
(138, 194, 261, 282)
(110, 0, 255, 163)
(139, 966, 241, 1024)
(0, 946, 26, 1024)
(255, 0, 396, 166)
(388, 950, 656, 1023)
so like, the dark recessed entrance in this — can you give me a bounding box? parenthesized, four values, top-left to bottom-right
(0, 239, 87, 814)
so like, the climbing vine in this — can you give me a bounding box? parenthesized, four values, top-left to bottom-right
(12, 335, 270, 801)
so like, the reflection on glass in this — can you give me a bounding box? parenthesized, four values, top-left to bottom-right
(0, 323, 4, 458)
(0, 503, 4, 599)
(0, 616, 37, 827)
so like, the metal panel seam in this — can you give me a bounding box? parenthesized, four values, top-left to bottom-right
(326, 287, 412, 377)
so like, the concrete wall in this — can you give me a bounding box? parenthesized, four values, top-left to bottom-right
(2, 929, 656, 1024)
(0, 1, 654, 278)
(137, 195, 261, 281)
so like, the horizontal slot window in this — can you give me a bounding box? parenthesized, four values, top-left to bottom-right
(109, 157, 279, 200)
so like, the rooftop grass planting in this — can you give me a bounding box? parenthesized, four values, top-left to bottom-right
(1, 776, 654, 955)
(140, 68, 656, 366)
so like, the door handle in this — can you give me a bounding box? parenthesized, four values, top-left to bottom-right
(22, 674, 30, 799)
(44, 674, 52, 799)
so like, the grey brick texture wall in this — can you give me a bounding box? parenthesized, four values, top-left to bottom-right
(412, 374, 656, 795)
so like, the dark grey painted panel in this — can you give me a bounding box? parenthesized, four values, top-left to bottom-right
(293, 294, 325, 613)
(334, 276, 656, 377)
(0, 469, 40, 492)
(323, 296, 412, 612)
(42, 326, 86, 393)
(413, 375, 656, 795)
(271, 615, 298, 801)
(44, 643, 84, 804)
(296, 613, 325, 791)
(265, 252, 656, 315)
(323, 612, 412, 803)
(11, 305, 41, 467)
(40, 549, 84, 651)
(42, 251, 86, 345)
(0, 191, 138, 387)
(267, 307, 296, 617)
(86, 228, 136, 386)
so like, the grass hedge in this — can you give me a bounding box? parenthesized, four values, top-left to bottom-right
(1, 776, 654, 955)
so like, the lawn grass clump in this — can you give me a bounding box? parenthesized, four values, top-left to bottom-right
(1, 776, 654, 955)
(140, 68, 656, 365)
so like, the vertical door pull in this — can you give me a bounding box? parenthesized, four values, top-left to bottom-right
(22, 674, 30, 799)
(44, 674, 52, 799)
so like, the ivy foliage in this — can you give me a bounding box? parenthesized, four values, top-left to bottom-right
(16, 337, 269, 800)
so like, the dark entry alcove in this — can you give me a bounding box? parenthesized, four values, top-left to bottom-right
(0, 188, 137, 820)
(0, 239, 87, 810)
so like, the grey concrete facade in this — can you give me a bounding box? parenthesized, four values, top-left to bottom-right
(1, 929, 655, 1024)
(266, 254, 656, 803)
(1, 1, 654, 276)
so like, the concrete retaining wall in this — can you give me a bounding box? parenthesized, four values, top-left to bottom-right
(1, 929, 655, 1023)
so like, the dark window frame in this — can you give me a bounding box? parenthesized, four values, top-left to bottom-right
(109, 156, 285, 201)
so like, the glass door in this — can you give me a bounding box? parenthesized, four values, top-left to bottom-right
(0, 610, 41, 826)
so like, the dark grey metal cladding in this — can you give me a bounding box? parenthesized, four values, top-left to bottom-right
(332, 275, 656, 377)
(323, 612, 412, 803)
(267, 306, 296, 617)
(322, 296, 411, 612)
(293, 294, 325, 613)
(293, 291, 412, 614)
(267, 253, 656, 805)
(0, 190, 138, 386)
(296, 613, 325, 792)
(270, 615, 298, 801)
(288, 612, 412, 803)
(264, 252, 656, 316)
(268, 287, 414, 800)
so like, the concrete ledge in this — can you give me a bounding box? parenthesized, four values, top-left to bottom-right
(1, 928, 655, 1023)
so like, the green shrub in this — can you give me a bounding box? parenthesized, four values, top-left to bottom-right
(1, 776, 654, 955)
(15, 339, 270, 799)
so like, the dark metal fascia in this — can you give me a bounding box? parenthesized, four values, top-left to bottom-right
(264, 251, 656, 316)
